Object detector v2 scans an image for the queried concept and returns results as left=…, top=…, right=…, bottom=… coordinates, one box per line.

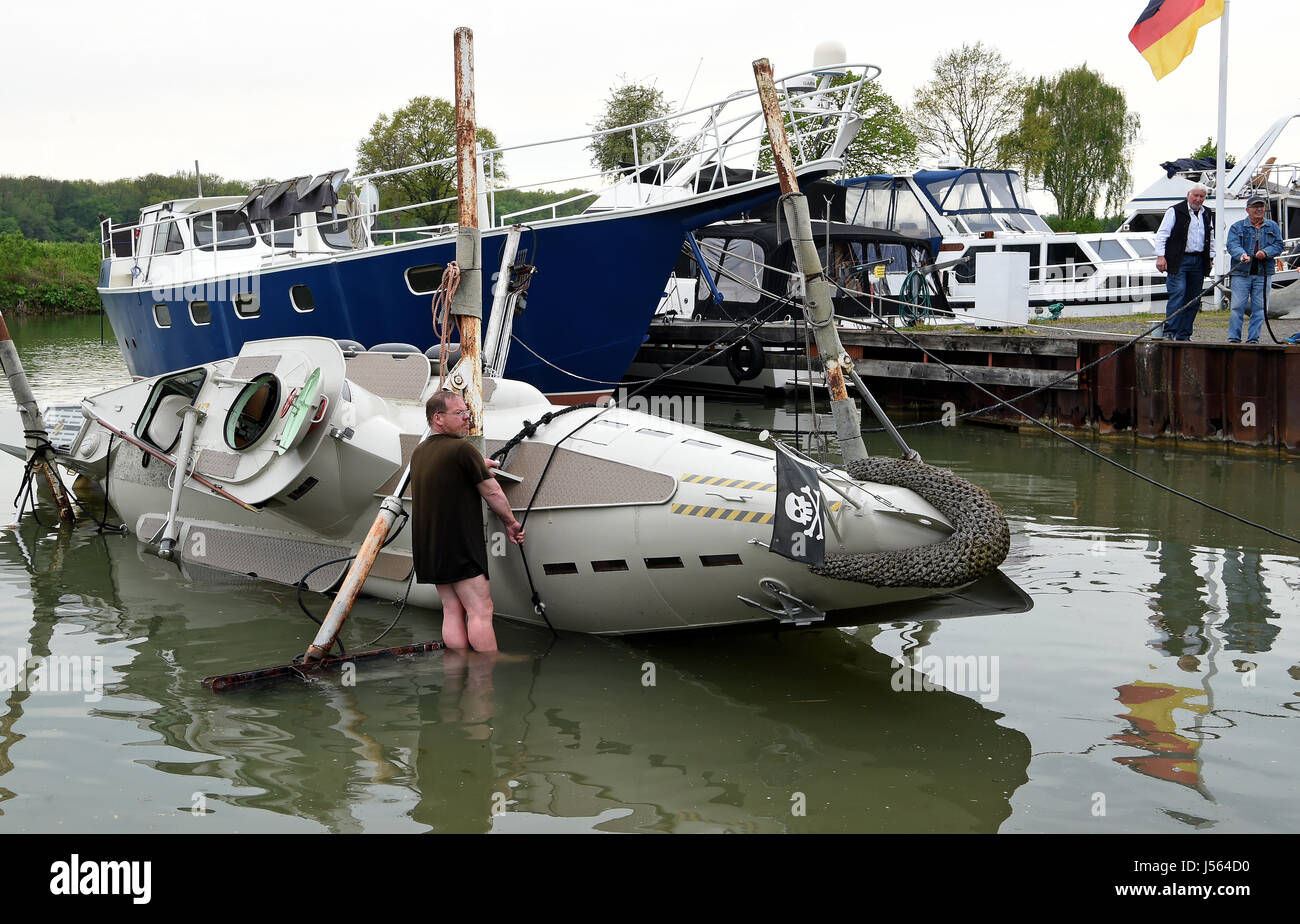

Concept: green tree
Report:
left=839, top=77, right=918, bottom=175
left=999, top=65, right=1140, bottom=223
left=587, top=79, right=679, bottom=177
left=1190, top=136, right=1235, bottom=165
left=355, top=96, right=503, bottom=227
left=911, top=42, right=1025, bottom=167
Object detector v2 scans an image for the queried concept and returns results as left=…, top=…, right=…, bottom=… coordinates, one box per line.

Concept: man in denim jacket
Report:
left=1226, top=195, right=1284, bottom=343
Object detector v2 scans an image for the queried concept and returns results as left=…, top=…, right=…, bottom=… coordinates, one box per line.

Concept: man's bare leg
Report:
left=435, top=584, right=470, bottom=649
left=451, top=574, right=498, bottom=652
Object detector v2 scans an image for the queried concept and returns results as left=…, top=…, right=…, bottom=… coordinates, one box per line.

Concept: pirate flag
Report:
left=771, top=446, right=825, bottom=566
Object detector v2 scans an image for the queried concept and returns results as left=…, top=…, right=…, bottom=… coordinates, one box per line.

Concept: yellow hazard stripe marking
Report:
left=671, top=503, right=773, bottom=524
left=681, top=473, right=776, bottom=492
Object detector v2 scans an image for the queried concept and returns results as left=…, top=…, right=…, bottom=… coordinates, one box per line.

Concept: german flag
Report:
left=1129, top=0, right=1225, bottom=80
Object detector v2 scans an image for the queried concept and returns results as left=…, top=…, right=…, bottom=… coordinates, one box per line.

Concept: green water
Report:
left=0, top=314, right=1297, bottom=833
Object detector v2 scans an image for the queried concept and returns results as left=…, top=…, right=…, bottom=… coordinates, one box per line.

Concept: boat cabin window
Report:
left=1093, top=239, right=1130, bottom=263
left=405, top=264, right=446, bottom=295
left=153, top=303, right=171, bottom=328
left=844, top=180, right=892, bottom=229
left=960, top=212, right=1004, bottom=234
left=224, top=373, right=280, bottom=450
left=1128, top=238, right=1157, bottom=258
left=189, top=301, right=211, bottom=325
left=152, top=218, right=184, bottom=255
left=696, top=238, right=763, bottom=304
left=193, top=211, right=256, bottom=251
left=254, top=216, right=296, bottom=248
left=1000, top=244, right=1041, bottom=281
left=233, top=293, right=260, bottom=318
left=316, top=211, right=353, bottom=250
left=290, top=285, right=315, bottom=312
left=1046, top=242, right=1095, bottom=281
left=953, top=245, right=994, bottom=284
left=892, top=187, right=935, bottom=238
left=982, top=173, right=1020, bottom=211
left=135, top=368, right=206, bottom=452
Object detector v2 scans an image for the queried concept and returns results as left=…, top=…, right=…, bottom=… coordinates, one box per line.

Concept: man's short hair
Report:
left=1188, top=183, right=1210, bottom=194
left=426, top=390, right=458, bottom=421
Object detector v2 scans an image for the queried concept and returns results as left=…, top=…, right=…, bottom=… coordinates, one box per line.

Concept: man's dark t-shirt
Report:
left=410, top=434, right=493, bottom=585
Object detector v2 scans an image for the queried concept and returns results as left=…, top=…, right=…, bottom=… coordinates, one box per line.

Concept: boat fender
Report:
left=368, top=342, right=422, bottom=354
left=810, top=457, right=1010, bottom=589
left=335, top=339, right=365, bottom=355
left=725, top=334, right=765, bottom=383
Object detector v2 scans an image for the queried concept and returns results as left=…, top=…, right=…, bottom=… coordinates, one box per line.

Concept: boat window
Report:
left=194, top=211, right=256, bottom=251
left=953, top=245, right=994, bottom=284
left=961, top=212, right=1004, bottom=234
left=543, top=562, right=579, bottom=575
left=946, top=174, right=988, bottom=211
left=405, top=264, right=446, bottom=295
left=1000, top=213, right=1037, bottom=233
left=892, top=187, right=938, bottom=239
left=1128, top=237, right=1157, bottom=257
left=137, top=212, right=159, bottom=257
left=826, top=241, right=866, bottom=290
left=982, top=173, right=1019, bottom=210
left=700, top=554, right=742, bottom=567
left=189, top=300, right=211, bottom=325
left=866, top=242, right=910, bottom=274
left=290, top=285, right=315, bottom=312
left=1093, top=239, right=1130, bottom=263
left=637, top=427, right=672, bottom=438
left=152, top=219, right=184, bottom=255
left=153, top=303, right=171, bottom=328
left=697, top=239, right=763, bottom=304
left=224, top=373, right=280, bottom=450
left=644, top=557, right=684, bottom=569
left=233, top=293, right=260, bottom=318
left=591, top=559, right=629, bottom=573
left=730, top=450, right=767, bottom=461
left=683, top=439, right=720, bottom=449
left=316, top=211, right=353, bottom=250
left=255, top=216, right=295, bottom=247
left=135, top=368, right=206, bottom=452
left=844, top=180, right=892, bottom=228
left=1000, top=244, right=1042, bottom=281
left=1046, top=242, right=1096, bottom=281
left=1024, top=213, right=1053, bottom=232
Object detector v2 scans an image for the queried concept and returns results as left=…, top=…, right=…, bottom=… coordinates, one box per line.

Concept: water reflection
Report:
left=1, top=521, right=1032, bottom=833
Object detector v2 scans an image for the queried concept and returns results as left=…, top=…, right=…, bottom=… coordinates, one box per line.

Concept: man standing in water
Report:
left=1155, top=184, right=1215, bottom=341
left=411, top=391, right=524, bottom=651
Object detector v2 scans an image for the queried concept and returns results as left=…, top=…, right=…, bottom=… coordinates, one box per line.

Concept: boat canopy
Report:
left=841, top=169, right=1052, bottom=239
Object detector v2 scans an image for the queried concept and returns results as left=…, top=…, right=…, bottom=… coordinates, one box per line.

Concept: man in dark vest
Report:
left=1154, top=184, right=1215, bottom=341
left=410, top=391, right=524, bottom=651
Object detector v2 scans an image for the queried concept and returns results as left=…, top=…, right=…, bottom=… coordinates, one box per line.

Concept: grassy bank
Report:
left=0, top=232, right=101, bottom=314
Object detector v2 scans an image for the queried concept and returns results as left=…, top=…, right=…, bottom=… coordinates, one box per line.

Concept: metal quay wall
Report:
left=638, top=323, right=1299, bottom=455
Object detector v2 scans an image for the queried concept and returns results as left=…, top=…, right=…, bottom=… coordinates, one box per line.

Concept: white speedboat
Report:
left=25, top=336, right=1014, bottom=635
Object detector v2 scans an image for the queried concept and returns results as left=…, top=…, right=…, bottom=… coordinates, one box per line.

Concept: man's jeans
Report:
left=1164, top=254, right=1206, bottom=340
left=1229, top=273, right=1268, bottom=342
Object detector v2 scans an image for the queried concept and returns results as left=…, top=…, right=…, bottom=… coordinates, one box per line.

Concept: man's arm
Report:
left=1226, top=220, right=1247, bottom=262
left=1263, top=221, right=1285, bottom=259
left=477, top=477, right=525, bottom=544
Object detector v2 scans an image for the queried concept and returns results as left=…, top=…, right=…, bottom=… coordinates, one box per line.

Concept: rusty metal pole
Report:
left=753, top=58, right=868, bottom=463
left=454, top=26, right=485, bottom=454
left=0, top=309, right=76, bottom=523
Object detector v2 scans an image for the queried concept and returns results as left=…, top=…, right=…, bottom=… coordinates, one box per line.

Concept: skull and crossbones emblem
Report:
left=784, top=485, right=824, bottom=540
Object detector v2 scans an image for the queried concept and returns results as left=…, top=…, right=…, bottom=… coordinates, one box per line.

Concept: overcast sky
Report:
left=4, top=0, right=1296, bottom=211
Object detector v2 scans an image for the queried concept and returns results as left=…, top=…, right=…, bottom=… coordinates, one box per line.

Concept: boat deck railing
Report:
left=99, top=63, right=877, bottom=281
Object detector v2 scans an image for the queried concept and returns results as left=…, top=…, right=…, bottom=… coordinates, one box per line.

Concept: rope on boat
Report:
left=810, top=457, right=1010, bottom=589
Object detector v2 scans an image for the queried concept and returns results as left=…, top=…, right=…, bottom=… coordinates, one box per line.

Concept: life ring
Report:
left=725, top=334, right=766, bottom=383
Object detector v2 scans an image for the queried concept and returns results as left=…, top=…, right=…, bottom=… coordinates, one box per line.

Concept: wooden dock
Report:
left=637, top=322, right=1300, bottom=455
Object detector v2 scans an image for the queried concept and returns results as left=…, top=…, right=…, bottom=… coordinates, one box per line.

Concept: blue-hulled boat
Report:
left=97, top=61, right=875, bottom=400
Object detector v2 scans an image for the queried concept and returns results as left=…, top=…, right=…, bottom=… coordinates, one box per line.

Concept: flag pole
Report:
left=1213, top=0, right=1230, bottom=281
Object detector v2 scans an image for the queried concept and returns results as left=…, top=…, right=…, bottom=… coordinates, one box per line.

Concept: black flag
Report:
left=771, top=447, right=825, bottom=565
